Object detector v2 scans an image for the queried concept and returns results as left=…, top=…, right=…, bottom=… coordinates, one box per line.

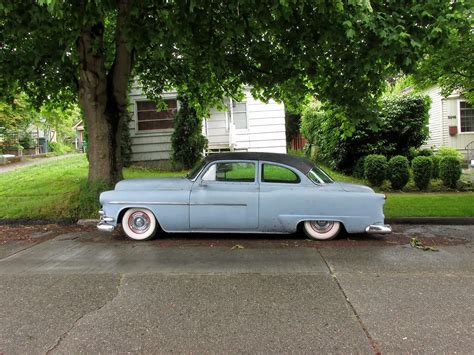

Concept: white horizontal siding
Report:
left=128, top=87, right=287, bottom=161
left=244, top=93, right=286, bottom=153
left=248, top=146, right=287, bottom=153
left=442, top=98, right=450, bottom=147
left=131, top=132, right=173, bottom=145
left=132, top=142, right=171, bottom=153
left=206, top=110, right=229, bottom=146
left=131, top=151, right=171, bottom=161
left=422, top=86, right=443, bottom=149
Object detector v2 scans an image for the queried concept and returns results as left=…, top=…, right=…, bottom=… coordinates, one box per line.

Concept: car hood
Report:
left=114, top=177, right=193, bottom=191
left=336, top=182, right=375, bottom=193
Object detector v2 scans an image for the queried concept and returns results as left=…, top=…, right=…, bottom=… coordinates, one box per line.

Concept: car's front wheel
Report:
left=122, top=208, right=157, bottom=241
left=303, top=220, right=341, bottom=240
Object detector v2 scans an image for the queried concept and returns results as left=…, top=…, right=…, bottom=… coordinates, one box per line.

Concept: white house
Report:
left=128, top=86, right=287, bottom=165
left=421, top=85, right=474, bottom=161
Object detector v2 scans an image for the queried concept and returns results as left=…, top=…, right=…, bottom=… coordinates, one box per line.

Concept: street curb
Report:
left=0, top=218, right=77, bottom=226
left=386, top=217, right=474, bottom=225
left=77, top=219, right=100, bottom=226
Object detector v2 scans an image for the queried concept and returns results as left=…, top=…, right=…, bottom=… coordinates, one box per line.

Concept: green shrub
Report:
left=407, top=147, right=418, bottom=162
left=171, top=95, right=208, bottom=169
left=412, top=156, right=433, bottom=190
left=436, top=146, right=463, bottom=161
left=431, top=155, right=440, bottom=179
left=364, top=155, right=387, bottom=187
left=48, top=141, right=73, bottom=154
left=439, top=156, right=462, bottom=188
left=353, top=156, right=366, bottom=179
left=417, top=148, right=434, bottom=156
left=387, top=155, right=409, bottom=190
left=19, top=132, right=35, bottom=149
left=301, top=95, right=430, bottom=173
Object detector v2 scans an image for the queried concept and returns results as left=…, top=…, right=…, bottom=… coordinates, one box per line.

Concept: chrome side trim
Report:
left=190, top=203, right=247, bottom=207
left=365, top=224, right=392, bottom=234
left=109, top=201, right=188, bottom=205
left=108, top=201, right=247, bottom=207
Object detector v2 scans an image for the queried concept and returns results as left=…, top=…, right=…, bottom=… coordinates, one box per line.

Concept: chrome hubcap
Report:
left=310, top=220, right=334, bottom=234
left=128, top=211, right=150, bottom=234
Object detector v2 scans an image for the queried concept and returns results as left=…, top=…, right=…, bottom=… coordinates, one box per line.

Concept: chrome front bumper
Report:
left=97, top=210, right=115, bottom=232
left=365, top=224, right=392, bottom=234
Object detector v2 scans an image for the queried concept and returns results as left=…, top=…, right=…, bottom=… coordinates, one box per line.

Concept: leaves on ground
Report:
left=410, top=237, right=439, bottom=252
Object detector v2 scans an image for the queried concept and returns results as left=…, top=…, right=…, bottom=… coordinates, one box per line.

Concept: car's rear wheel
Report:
left=303, top=220, right=341, bottom=240
left=122, top=208, right=157, bottom=241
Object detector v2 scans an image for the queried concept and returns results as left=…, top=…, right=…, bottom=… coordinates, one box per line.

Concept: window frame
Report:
left=259, top=161, right=302, bottom=185
left=199, top=160, right=258, bottom=185
left=134, top=97, right=178, bottom=133
left=457, top=100, right=474, bottom=134
left=231, top=100, right=249, bottom=131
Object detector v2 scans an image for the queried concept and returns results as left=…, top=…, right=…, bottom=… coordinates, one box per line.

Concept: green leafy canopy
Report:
left=1, top=0, right=458, bottom=116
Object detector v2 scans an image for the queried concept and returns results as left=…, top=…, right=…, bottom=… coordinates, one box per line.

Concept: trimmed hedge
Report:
left=417, top=148, right=434, bottom=157
left=412, top=156, right=433, bottom=190
left=430, top=155, right=440, bottom=179
left=439, top=156, right=462, bottom=188
left=364, top=154, right=387, bottom=187
left=387, top=155, right=410, bottom=190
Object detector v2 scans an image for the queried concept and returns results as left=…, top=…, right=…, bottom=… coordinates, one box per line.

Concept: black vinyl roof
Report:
left=204, top=152, right=315, bottom=174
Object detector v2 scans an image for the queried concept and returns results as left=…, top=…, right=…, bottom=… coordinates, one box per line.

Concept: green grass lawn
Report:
left=0, top=154, right=185, bottom=220
left=0, top=154, right=472, bottom=220
left=384, top=192, right=474, bottom=217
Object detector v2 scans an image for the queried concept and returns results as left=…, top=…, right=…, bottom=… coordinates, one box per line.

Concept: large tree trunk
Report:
left=76, top=0, right=133, bottom=185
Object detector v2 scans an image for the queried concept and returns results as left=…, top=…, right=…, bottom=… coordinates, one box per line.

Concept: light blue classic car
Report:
left=98, top=152, right=391, bottom=241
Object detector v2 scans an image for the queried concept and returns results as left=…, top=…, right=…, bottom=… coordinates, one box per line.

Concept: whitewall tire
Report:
left=122, top=208, right=157, bottom=241
left=303, top=220, right=341, bottom=240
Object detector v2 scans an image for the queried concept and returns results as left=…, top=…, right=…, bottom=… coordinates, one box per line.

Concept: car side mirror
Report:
left=200, top=180, right=208, bottom=187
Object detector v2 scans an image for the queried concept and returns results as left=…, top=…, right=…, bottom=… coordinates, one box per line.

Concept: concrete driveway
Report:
left=0, top=224, right=473, bottom=354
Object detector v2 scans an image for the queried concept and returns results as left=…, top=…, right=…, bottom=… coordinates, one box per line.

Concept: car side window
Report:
left=262, top=164, right=300, bottom=184
left=203, top=162, right=256, bottom=182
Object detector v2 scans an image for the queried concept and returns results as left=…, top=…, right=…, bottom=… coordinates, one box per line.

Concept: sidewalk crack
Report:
left=0, top=242, right=42, bottom=261
left=318, top=250, right=381, bottom=355
left=45, top=274, right=124, bottom=354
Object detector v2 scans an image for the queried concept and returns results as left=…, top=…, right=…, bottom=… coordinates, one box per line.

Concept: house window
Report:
left=262, top=164, right=300, bottom=184
left=136, top=100, right=177, bottom=131
left=460, top=101, right=474, bottom=133
left=232, top=101, right=248, bottom=129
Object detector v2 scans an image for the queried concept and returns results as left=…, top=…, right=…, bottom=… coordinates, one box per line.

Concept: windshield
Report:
left=307, top=166, right=334, bottom=184
left=186, top=159, right=207, bottom=180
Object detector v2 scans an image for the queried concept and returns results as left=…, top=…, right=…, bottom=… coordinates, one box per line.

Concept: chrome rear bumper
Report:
left=365, top=224, right=392, bottom=234
left=97, top=210, right=115, bottom=232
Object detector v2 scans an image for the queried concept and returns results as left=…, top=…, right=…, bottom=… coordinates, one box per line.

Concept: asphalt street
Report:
left=0, top=224, right=473, bottom=354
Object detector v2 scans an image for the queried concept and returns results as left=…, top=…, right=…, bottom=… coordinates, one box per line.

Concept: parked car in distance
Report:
left=98, top=152, right=392, bottom=241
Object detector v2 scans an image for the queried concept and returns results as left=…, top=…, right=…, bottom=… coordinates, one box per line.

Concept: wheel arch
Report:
left=296, top=218, right=347, bottom=234
left=117, top=206, right=163, bottom=231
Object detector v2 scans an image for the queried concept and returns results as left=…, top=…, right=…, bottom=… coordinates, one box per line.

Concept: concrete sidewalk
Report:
left=0, top=225, right=472, bottom=353
left=0, top=154, right=78, bottom=174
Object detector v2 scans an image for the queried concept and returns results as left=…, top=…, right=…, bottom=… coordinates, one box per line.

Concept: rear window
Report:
left=307, top=166, right=334, bottom=184
left=262, top=164, right=300, bottom=183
